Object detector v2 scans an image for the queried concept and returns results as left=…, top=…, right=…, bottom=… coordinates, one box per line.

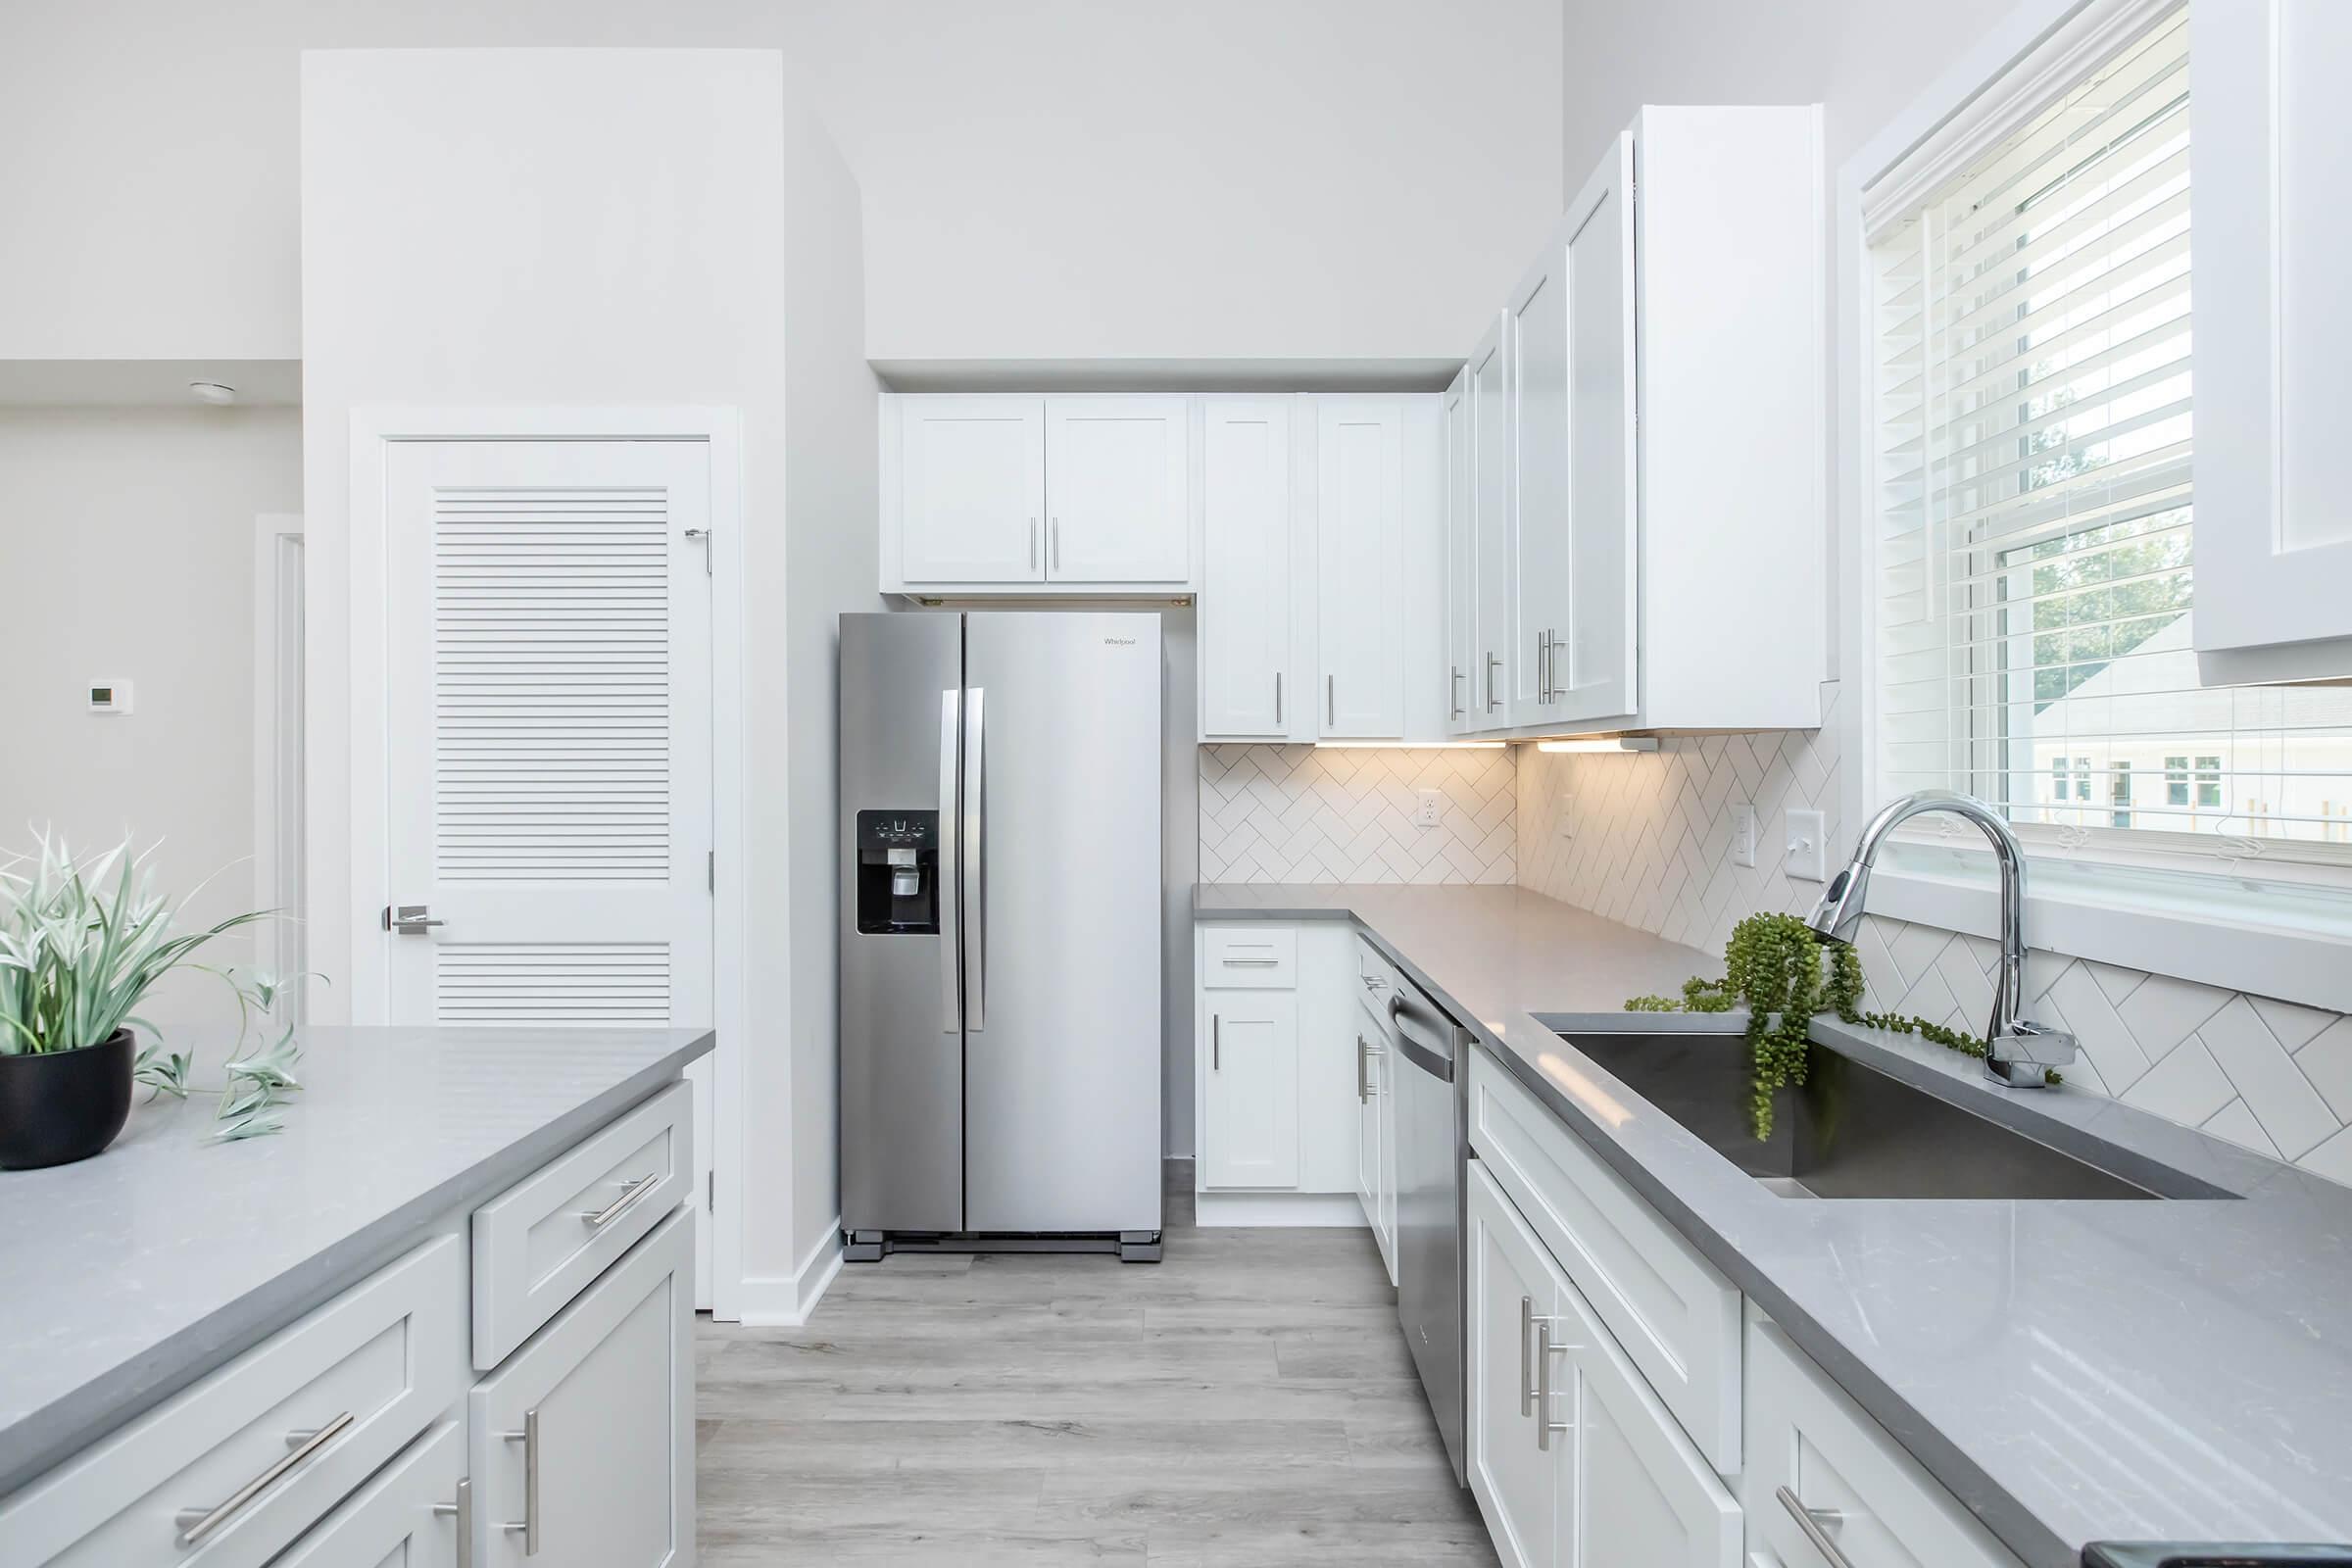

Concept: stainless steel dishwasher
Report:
left=1391, top=976, right=1469, bottom=1485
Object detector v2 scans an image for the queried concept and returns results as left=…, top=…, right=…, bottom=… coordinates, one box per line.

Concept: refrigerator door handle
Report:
left=939, top=688, right=960, bottom=1036
left=963, top=686, right=986, bottom=1032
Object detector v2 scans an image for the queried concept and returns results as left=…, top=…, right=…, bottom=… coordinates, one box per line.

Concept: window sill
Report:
left=1870, top=841, right=2352, bottom=1014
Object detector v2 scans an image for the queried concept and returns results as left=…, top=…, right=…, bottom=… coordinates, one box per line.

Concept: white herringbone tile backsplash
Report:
left=1515, top=710, right=2352, bottom=1187
left=1200, top=745, right=1515, bottom=885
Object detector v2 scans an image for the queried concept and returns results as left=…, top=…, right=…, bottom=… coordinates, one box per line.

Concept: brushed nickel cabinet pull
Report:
left=578, top=1172, right=658, bottom=1228
left=175, top=1410, right=356, bottom=1545
left=502, top=1410, right=540, bottom=1555
left=1776, top=1486, right=1855, bottom=1568
left=433, top=1477, right=475, bottom=1568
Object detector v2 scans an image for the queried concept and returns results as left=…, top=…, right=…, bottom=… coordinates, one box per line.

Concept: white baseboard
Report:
left=732, top=1220, right=843, bottom=1326
left=1195, top=1191, right=1368, bottom=1228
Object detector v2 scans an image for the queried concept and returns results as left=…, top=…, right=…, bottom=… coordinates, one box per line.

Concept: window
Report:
left=1869, top=6, right=2352, bottom=870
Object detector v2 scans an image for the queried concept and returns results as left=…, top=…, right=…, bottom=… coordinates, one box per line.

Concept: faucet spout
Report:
left=1806, top=790, right=2076, bottom=1087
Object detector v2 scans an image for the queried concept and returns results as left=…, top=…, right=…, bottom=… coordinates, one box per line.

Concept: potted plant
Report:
left=0, top=833, right=273, bottom=1169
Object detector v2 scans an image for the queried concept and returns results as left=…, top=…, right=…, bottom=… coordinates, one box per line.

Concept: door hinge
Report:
left=707, top=1170, right=714, bottom=1212
left=708, top=850, right=714, bottom=892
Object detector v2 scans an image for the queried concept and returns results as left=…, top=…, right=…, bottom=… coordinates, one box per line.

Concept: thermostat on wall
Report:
left=87, top=681, right=131, bottom=713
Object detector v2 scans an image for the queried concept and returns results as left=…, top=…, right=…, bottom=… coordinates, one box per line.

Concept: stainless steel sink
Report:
left=1555, top=1030, right=2226, bottom=1200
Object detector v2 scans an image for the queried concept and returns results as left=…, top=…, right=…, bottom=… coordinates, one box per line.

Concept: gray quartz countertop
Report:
left=1199, top=884, right=2352, bottom=1566
left=0, top=1024, right=712, bottom=1495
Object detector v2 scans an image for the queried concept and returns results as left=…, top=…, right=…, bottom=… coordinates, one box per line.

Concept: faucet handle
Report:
left=1985, top=1019, right=2078, bottom=1085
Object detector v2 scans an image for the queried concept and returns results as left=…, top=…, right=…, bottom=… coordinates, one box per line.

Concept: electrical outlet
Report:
left=1731, top=801, right=1756, bottom=867
left=1413, top=789, right=1443, bottom=829
left=1785, top=808, right=1828, bottom=881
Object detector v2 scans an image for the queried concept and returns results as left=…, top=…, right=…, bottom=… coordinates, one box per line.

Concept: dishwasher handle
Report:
left=1390, top=989, right=1459, bottom=1082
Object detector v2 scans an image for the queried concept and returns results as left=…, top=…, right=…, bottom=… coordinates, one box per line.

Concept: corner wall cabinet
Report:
left=2192, top=0, right=2352, bottom=683
left=1452, top=105, right=1828, bottom=738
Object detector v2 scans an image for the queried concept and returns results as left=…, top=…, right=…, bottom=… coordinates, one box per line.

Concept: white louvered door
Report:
left=381, top=437, right=713, bottom=1297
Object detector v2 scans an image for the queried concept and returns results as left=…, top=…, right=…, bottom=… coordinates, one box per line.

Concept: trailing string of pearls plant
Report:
left=1624, top=911, right=2045, bottom=1140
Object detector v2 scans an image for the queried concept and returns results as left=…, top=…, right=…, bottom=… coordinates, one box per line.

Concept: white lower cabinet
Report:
left=1353, top=1003, right=1397, bottom=1282
left=1744, top=1317, right=2024, bottom=1568
left=469, top=1207, right=695, bottom=1568
left=0, top=1239, right=466, bottom=1568
left=1469, top=1158, right=1740, bottom=1568
left=1200, top=992, right=1301, bottom=1189
left=1469, top=1161, right=1567, bottom=1568
left=269, top=1421, right=466, bottom=1568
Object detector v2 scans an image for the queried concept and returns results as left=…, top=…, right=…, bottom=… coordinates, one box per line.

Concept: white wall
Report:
left=2, top=0, right=1561, bottom=367
left=774, top=103, right=888, bottom=1294
left=301, top=47, right=874, bottom=1317
left=0, top=406, right=303, bottom=1044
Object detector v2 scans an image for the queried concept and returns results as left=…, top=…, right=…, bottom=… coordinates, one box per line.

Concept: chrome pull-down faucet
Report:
left=1806, top=790, right=2078, bottom=1087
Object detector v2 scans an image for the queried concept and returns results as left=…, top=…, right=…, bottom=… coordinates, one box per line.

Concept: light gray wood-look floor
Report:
left=695, top=1182, right=1498, bottom=1565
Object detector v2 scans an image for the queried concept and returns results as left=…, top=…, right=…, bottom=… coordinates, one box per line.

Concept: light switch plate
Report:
left=1413, top=789, right=1443, bottom=829
left=1786, top=808, right=1828, bottom=882
left=1731, top=801, right=1756, bottom=867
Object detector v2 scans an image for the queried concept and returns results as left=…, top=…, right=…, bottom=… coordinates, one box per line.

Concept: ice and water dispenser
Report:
left=854, top=810, right=941, bottom=934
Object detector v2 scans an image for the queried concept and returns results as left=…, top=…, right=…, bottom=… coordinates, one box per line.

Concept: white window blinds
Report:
left=1872, top=9, right=2352, bottom=860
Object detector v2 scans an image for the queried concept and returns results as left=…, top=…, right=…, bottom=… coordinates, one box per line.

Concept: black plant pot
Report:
left=0, top=1028, right=135, bottom=1170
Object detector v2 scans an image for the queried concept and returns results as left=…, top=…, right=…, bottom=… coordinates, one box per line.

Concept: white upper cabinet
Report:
left=1553, top=136, right=1639, bottom=727
left=1506, top=220, right=1573, bottom=728
left=1045, top=396, right=1191, bottom=583
left=1200, top=399, right=1296, bottom=740
left=1469, top=315, right=1515, bottom=730
left=1461, top=106, right=1826, bottom=736
left=882, top=393, right=1191, bottom=593
left=1444, top=367, right=1477, bottom=735
left=2193, top=0, right=2352, bottom=683
left=893, top=395, right=1048, bottom=585
left=1316, top=398, right=1408, bottom=738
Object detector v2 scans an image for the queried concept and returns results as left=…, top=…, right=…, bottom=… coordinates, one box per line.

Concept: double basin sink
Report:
left=1553, top=1026, right=2236, bottom=1201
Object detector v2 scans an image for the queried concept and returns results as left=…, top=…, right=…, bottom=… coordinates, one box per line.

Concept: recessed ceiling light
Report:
left=188, top=381, right=237, bottom=406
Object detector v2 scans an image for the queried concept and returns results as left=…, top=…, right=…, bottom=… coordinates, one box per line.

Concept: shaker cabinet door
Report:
left=897, top=396, right=1047, bottom=585
left=1466, top=1160, right=1565, bottom=1568
left=1045, top=396, right=1191, bottom=583
left=1315, top=398, right=1407, bottom=738
left=1200, top=995, right=1300, bottom=1190
left=1200, top=398, right=1295, bottom=738
left=1552, top=133, right=1639, bottom=727
left=2193, top=0, right=2352, bottom=681
left=469, top=1209, right=693, bottom=1568
left=1443, top=366, right=1478, bottom=735
left=1468, top=315, right=1513, bottom=730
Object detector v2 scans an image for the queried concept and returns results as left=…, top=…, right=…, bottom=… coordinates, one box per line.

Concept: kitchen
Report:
left=3, top=1, right=2351, bottom=1565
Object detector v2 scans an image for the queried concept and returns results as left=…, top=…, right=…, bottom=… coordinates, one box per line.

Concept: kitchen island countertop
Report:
left=0, top=1023, right=711, bottom=1494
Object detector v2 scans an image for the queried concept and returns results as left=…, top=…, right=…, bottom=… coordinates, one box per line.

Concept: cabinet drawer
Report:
left=0, top=1238, right=464, bottom=1568
left=1200, top=926, right=1297, bottom=988
left=270, top=1420, right=464, bottom=1568
left=1468, top=1049, right=1741, bottom=1472
left=1745, top=1318, right=2024, bottom=1568
left=472, top=1081, right=690, bottom=1370
left=469, top=1208, right=694, bottom=1568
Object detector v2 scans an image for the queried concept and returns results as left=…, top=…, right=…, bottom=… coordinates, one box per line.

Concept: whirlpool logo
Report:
left=1103, top=636, right=1137, bottom=647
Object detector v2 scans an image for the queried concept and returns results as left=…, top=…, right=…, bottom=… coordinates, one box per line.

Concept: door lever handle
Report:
left=384, top=905, right=444, bottom=935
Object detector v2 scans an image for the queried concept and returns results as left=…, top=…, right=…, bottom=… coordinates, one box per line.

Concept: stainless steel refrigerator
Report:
left=838, top=611, right=1163, bottom=1262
